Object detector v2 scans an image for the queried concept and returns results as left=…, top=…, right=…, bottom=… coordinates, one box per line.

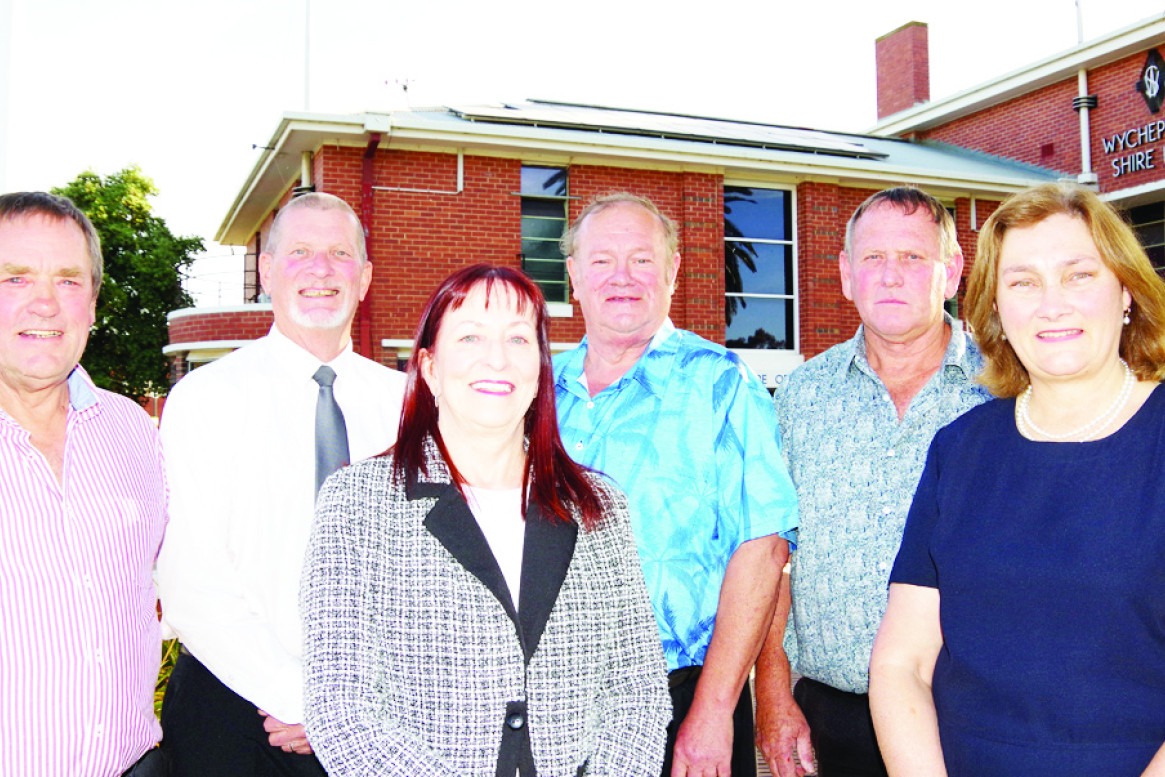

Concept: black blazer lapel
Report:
left=419, top=480, right=519, bottom=625
left=516, top=504, right=577, bottom=664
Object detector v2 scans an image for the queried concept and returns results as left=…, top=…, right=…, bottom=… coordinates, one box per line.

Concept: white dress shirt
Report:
left=157, top=325, right=405, bottom=723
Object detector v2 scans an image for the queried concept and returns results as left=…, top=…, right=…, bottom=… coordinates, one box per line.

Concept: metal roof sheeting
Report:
left=449, top=100, right=887, bottom=159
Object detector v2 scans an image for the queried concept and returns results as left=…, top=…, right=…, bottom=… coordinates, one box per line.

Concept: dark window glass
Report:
left=724, top=186, right=794, bottom=349
left=1136, top=221, right=1165, bottom=247
left=521, top=199, right=564, bottom=219
left=1146, top=244, right=1165, bottom=272
left=725, top=242, right=792, bottom=296
left=521, top=167, right=568, bottom=197
left=725, top=298, right=793, bottom=350
left=520, top=216, right=566, bottom=241
left=724, top=188, right=791, bottom=241
left=520, top=166, right=569, bottom=303
left=521, top=239, right=562, bottom=260
left=1128, top=201, right=1165, bottom=275
left=1129, top=202, right=1162, bottom=224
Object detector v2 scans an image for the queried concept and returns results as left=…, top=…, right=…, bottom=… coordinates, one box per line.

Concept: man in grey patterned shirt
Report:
left=754, top=187, right=992, bottom=777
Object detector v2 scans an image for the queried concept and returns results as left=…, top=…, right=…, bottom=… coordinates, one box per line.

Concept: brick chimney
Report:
left=876, top=21, right=930, bottom=119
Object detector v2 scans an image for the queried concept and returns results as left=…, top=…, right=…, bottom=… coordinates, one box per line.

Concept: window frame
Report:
left=722, top=182, right=799, bottom=353
left=1129, top=201, right=1165, bottom=278
left=518, top=165, right=571, bottom=304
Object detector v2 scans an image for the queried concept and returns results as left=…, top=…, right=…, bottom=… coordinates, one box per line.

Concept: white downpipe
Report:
left=1077, top=69, right=1097, bottom=184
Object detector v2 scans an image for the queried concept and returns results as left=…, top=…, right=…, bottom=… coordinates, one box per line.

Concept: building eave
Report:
left=869, top=12, right=1165, bottom=136
left=216, top=112, right=393, bottom=245
left=218, top=108, right=1060, bottom=246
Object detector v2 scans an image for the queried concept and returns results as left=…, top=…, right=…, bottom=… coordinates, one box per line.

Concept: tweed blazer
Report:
left=301, top=443, right=670, bottom=777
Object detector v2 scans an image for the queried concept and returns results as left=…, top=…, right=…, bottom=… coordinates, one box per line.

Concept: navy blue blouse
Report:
left=891, top=384, right=1165, bottom=776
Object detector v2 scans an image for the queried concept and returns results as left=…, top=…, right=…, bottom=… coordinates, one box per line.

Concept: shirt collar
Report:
left=565, top=318, right=679, bottom=397
left=838, top=312, right=975, bottom=382
left=266, top=323, right=356, bottom=380
left=66, top=365, right=100, bottom=412
left=0, top=365, right=101, bottom=433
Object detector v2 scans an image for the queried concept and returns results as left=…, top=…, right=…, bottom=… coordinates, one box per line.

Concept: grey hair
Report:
left=0, top=191, right=103, bottom=294
left=265, top=192, right=367, bottom=263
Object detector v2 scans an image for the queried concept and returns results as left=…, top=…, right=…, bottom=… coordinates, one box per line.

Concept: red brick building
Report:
left=872, top=14, right=1165, bottom=273
left=168, top=99, right=1059, bottom=386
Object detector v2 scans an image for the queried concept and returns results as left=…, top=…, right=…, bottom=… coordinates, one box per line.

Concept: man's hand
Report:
left=258, top=709, right=314, bottom=755
left=671, top=706, right=733, bottom=777
left=756, top=697, right=815, bottom=777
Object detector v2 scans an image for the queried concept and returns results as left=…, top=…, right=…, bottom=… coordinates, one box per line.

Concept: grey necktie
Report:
left=312, top=366, right=350, bottom=493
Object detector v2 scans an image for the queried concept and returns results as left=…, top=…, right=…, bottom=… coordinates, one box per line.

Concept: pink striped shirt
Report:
left=0, top=367, right=167, bottom=777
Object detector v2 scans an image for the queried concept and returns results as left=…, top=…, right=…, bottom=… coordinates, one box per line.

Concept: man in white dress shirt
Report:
left=157, top=192, right=406, bottom=777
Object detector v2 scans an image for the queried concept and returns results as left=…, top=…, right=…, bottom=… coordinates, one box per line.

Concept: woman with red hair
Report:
left=301, top=263, right=670, bottom=776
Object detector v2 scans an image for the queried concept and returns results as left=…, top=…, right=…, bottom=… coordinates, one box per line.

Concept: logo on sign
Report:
left=1136, top=50, right=1165, bottom=113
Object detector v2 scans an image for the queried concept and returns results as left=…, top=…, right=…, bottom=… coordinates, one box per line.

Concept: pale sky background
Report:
left=1, top=0, right=1163, bottom=306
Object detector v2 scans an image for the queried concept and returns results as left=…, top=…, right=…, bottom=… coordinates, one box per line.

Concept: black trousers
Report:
left=121, top=747, right=167, bottom=777
left=793, top=677, right=888, bottom=777
left=161, top=652, right=327, bottom=777
left=663, top=666, right=756, bottom=777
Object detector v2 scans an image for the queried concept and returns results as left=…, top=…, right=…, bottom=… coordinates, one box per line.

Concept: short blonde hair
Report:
left=560, top=192, right=679, bottom=262
left=966, top=183, right=1165, bottom=396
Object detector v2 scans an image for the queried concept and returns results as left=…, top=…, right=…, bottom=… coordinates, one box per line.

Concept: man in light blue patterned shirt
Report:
left=754, top=188, right=991, bottom=777
left=554, top=193, right=798, bottom=777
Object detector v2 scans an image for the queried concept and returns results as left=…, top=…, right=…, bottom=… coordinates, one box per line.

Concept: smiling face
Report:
left=0, top=214, right=97, bottom=400
left=995, top=212, right=1131, bottom=389
left=840, top=202, right=962, bottom=346
left=566, top=202, right=680, bottom=351
left=420, top=281, right=540, bottom=448
left=259, top=206, right=371, bottom=353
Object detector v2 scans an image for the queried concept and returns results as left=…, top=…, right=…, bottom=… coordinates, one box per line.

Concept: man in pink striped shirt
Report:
left=0, top=192, right=167, bottom=777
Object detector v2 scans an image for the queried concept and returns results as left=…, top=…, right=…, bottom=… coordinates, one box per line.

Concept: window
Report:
left=520, top=166, right=570, bottom=303
left=1129, top=201, right=1165, bottom=279
left=724, top=186, right=795, bottom=349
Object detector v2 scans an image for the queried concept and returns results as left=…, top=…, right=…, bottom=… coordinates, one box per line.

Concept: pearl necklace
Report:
left=1016, top=359, right=1135, bottom=442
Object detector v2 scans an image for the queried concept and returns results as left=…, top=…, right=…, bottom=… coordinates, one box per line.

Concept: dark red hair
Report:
left=392, top=263, right=604, bottom=530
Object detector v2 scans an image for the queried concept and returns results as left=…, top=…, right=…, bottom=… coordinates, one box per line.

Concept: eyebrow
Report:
left=0, top=263, right=87, bottom=278
left=1000, top=256, right=1097, bottom=274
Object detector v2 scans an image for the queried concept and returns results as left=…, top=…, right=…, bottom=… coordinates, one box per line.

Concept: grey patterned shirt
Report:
left=778, top=316, right=990, bottom=693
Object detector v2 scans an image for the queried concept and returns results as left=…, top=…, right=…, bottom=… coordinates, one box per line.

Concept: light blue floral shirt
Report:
left=778, top=316, right=990, bottom=693
left=554, top=319, right=798, bottom=671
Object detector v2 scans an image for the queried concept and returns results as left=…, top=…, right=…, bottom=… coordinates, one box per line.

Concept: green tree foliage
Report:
left=52, top=167, right=203, bottom=397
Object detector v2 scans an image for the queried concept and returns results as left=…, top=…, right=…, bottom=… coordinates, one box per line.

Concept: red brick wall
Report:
left=319, top=147, right=521, bottom=364
left=951, top=196, right=1001, bottom=313
left=877, top=22, right=931, bottom=119
left=797, top=182, right=862, bottom=356
left=678, top=173, right=724, bottom=343
left=917, top=48, right=1165, bottom=191
left=197, top=148, right=998, bottom=366
left=168, top=308, right=274, bottom=344
left=920, top=80, right=1078, bottom=175
left=1086, top=53, right=1165, bottom=192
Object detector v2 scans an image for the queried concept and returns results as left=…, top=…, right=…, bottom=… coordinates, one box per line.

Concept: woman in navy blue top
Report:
left=869, top=183, right=1165, bottom=777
